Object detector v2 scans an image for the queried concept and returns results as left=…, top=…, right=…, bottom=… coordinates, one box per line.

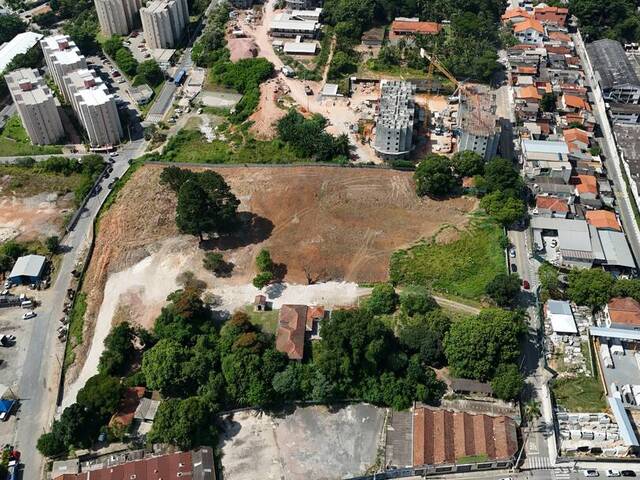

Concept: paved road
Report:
left=572, top=32, right=640, bottom=264
left=12, top=139, right=146, bottom=480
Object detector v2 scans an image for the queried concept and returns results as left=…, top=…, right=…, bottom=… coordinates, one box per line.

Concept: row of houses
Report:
left=502, top=6, right=637, bottom=274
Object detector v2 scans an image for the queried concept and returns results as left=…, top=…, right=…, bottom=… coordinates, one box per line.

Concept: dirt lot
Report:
left=64, top=164, right=476, bottom=390
left=0, top=194, right=73, bottom=242
left=249, top=78, right=289, bottom=139
left=219, top=404, right=386, bottom=480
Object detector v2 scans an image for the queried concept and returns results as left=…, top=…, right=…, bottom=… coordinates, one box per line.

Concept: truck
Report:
left=174, top=68, right=187, bottom=86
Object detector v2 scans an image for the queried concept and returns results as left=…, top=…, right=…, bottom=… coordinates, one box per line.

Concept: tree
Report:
left=45, top=235, right=60, bottom=254
left=540, top=92, right=557, bottom=112
left=399, top=286, right=438, bottom=317
left=148, top=397, right=216, bottom=449
left=142, top=339, right=190, bottom=396
left=136, top=59, right=163, bottom=86
left=203, top=252, right=224, bottom=273
left=398, top=309, right=451, bottom=367
left=98, top=322, right=136, bottom=376
left=256, top=249, right=274, bottom=273
left=485, top=273, right=521, bottom=307
left=414, top=154, right=460, bottom=198
left=480, top=190, right=526, bottom=226
left=252, top=271, right=274, bottom=289
left=539, top=263, right=561, bottom=299
left=612, top=278, right=640, bottom=302
left=102, top=35, right=123, bottom=57
left=490, top=363, right=524, bottom=400
left=0, top=14, right=25, bottom=44
left=115, top=47, right=138, bottom=76
left=445, top=308, right=525, bottom=381
left=63, top=12, right=99, bottom=54
left=76, top=374, right=123, bottom=418
left=567, top=268, right=615, bottom=310
left=483, top=157, right=523, bottom=196
left=451, top=150, right=485, bottom=177
left=524, top=400, right=541, bottom=423
left=367, top=283, right=399, bottom=315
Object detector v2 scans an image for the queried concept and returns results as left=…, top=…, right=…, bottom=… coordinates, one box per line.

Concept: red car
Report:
left=522, top=280, right=530, bottom=290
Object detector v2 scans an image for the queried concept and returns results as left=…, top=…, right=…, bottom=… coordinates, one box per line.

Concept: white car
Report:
left=22, top=311, right=36, bottom=320
left=607, top=471, right=621, bottom=478
left=109, top=151, right=118, bottom=157
left=509, top=249, right=516, bottom=258
left=584, top=470, right=600, bottom=477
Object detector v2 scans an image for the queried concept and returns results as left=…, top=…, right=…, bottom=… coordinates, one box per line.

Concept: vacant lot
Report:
left=390, top=214, right=506, bottom=300
left=552, top=376, right=607, bottom=412
left=219, top=404, right=386, bottom=480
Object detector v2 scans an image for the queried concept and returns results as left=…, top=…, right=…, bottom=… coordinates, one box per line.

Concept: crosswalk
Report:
left=522, top=455, right=553, bottom=470
left=554, top=468, right=572, bottom=480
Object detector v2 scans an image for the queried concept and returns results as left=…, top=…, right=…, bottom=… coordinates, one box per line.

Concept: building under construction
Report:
left=456, top=86, right=502, bottom=161
left=373, top=80, right=417, bottom=161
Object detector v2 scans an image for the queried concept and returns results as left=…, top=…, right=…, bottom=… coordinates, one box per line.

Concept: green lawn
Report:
left=389, top=214, right=506, bottom=301
left=0, top=116, right=63, bottom=156
left=156, top=128, right=306, bottom=164
left=243, top=305, right=279, bottom=335
left=552, top=376, right=607, bottom=412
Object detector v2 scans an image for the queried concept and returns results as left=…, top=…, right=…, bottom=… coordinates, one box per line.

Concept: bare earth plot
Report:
left=219, top=404, right=386, bottom=480
left=64, top=165, right=476, bottom=396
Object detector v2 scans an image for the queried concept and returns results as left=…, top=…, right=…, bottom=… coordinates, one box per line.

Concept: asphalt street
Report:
left=11, top=138, right=146, bottom=479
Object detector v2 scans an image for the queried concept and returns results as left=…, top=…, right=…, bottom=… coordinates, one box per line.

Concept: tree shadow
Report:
left=272, top=262, right=287, bottom=282
left=265, top=283, right=287, bottom=299
left=214, top=260, right=235, bottom=278
left=202, top=212, right=274, bottom=251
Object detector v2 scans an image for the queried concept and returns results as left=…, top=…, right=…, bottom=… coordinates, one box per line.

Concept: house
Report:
left=533, top=5, right=568, bottom=26
left=361, top=27, right=385, bottom=47
left=605, top=297, right=640, bottom=330
left=501, top=7, right=531, bottom=25
left=561, top=94, right=591, bottom=113
left=545, top=299, right=578, bottom=335
left=585, top=210, right=622, bottom=231
left=53, top=448, right=216, bottom=479
left=517, top=85, right=542, bottom=102
left=513, top=18, right=545, bottom=45
left=522, top=139, right=571, bottom=181
left=412, top=407, right=518, bottom=467
left=572, top=174, right=600, bottom=206
left=388, top=18, right=441, bottom=45
left=254, top=294, right=267, bottom=311
left=7, top=254, right=46, bottom=285
left=134, top=397, right=160, bottom=423
left=535, top=195, right=570, bottom=218
left=283, top=37, right=318, bottom=55
left=450, top=378, right=494, bottom=397
left=563, top=127, right=590, bottom=153
left=276, top=304, right=327, bottom=360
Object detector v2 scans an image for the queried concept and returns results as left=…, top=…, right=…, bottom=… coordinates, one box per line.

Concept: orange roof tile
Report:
left=563, top=127, right=590, bottom=152
left=518, top=85, right=542, bottom=100
left=573, top=175, right=598, bottom=195
left=276, top=305, right=307, bottom=360
left=564, top=94, right=591, bottom=111
left=608, top=297, right=640, bottom=327
left=517, top=66, right=537, bottom=74
left=548, top=31, right=571, bottom=42
left=109, top=387, right=145, bottom=428
left=514, top=18, right=545, bottom=34
left=502, top=7, right=531, bottom=22
left=390, top=20, right=442, bottom=35
left=536, top=196, right=569, bottom=212
left=585, top=210, right=621, bottom=231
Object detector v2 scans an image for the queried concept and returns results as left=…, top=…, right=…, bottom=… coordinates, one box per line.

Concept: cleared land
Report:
left=0, top=116, right=62, bottom=157
left=65, top=164, right=477, bottom=386
left=552, top=376, right=607, bottom=412
left=390, top=214, right=506, bottom=300
left=219, top=404, right=386, bottom=480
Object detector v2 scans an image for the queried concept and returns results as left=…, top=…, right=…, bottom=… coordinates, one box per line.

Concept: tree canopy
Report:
left=414, top=154, right=460, bottom=198
left=0, top=14, right=25, bottom=44
left=567, top=268, right=615, bottom=310
left=485, top=273, right=521, bottom=307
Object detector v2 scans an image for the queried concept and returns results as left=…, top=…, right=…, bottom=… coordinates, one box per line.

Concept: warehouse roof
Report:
left=530, top=217, right=593, bottom=252
left=8, top=254, right=46, bottom=280
left=591, top=326, right=640, bottom=341
left=608, top=396, right=639, bottom=447
left=598, top=230, right=636, bottom=268
left=283, top=41, right=317, bottom=54
left=523, top=139, right=569, bottom=155
left=0, top=32, right=43, bottom=73
left=586, top=39, right=640, bottom=91
left=546, top=300, right=577, bottom=334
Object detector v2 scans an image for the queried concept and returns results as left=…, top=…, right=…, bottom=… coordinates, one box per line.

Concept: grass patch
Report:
left=243, top=305, right=279, bottom=335
left=457, top=454, right=489, bottom=464
left=63, top=292, right=87, bottom=369
left=552, top=376, right=607, bottom=412
left=152, top=128, right=307, bottom=164
left=389, top=215, right=506, bottom=300
left=0, top=165, right=87, bottom=198
left=0, top=116, right=63, bottom=156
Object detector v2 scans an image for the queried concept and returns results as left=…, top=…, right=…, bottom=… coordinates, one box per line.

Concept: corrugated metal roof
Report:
left=608, top=396, right=639, bottom=446
left=598, top=230, right=637, bottom=268
left=587, top=39, right=640, bottom=91
left=0, top=32, right=43, bottom=72
left=523, top=139, right=569, bottom=155
left=8, top=254, right=45, bottom=279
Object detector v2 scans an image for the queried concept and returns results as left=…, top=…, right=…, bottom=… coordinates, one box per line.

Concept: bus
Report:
left=174, top=68, right=187, bottom=86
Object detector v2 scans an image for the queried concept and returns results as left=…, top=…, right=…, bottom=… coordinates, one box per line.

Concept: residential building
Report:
left=412, top=407, right=518, bottom=467
left=140, top=0, right=189, bottom=49
left=64, top=68, right=123, bottom=147
left=586, top=210, right=622, bottom=231
left=0, top=32, right=43, bottom=73
left=457, top=88, right=502, bottom=161
left=289, top=8, right=322, bottom=22
left=276, top=304, right=326, bottom=360
left=545, top=299, right=578, bottom=334
left=522, top=139, right=571, bottom=181
left=283, top=37, right=318, bottom=55
left=269, top=12, right=320, bottom=39
left=587, top=39, right=640, bottom=104
left=388, top=18, right=442, bottom=45
left=604, top=297, right=640, bottom=330
left=535, top=195, right=569, bottom=218
left=501, top=7, right=530, bottom=25
left=513, top=18, right=545, bottom=45
left=53, top=448, right=215, bottom=479
left=8, top=254, right=46, bottom=285
left=5, top=68, right=64, bottom=145
left=361, top=27, right=385, bottom=47
left=373, top=80, right=416, bottom=160
left=95, top=0, right=142, bottom=36
left=563, top=127, right=590, bottom=153
left=449, top=378, right=494, bottom=397
left=40, top=35, right=87, bottom=101
left=561, top=94, right=591, bottom=113
left=533, top=5, right=568, bottom=26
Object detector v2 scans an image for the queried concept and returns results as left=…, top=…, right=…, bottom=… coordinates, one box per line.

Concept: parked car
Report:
left=22, top=311, right=36, bottom=320
left=509, top=249, right=516, bottom=258
left=110, top=151, right=118, bottom=157
left=3, top=280, right=11, bottom=289
left=584, top=471, right=600, bottom=478
left=607, top=471, right=621, bottom=478
left=511, top=263, right=517, bottom=273
left=0, top=335, right=16, bottom=347
left=112, top=71, right=121, bottom=77
left=621, top=472, right=636, bottom=477
left=304, top=85, right=313, bottom=95
left=1, top=289, right=8, bottom=296
left=522, top=279, right=530, bottom=290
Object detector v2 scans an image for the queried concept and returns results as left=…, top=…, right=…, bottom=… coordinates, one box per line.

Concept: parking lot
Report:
left=125, top=31, right=153, bottom=64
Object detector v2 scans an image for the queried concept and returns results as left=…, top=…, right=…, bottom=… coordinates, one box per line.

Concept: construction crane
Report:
left=420, top=48, right=460, bottom=97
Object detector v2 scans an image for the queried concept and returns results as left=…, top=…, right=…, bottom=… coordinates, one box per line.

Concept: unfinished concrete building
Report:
left=373, top=80, right=416, bottom=161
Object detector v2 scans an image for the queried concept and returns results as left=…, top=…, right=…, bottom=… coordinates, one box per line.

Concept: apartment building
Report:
left=64, top=69, right=122, bottom=147
left=40, top=35, right=87, bottom=101
left=95, top=0, right=142, bottom=36
left=373, top=80, right=416, bottom=161
left=5, top=68, right=64, bottom=145
left=140, top=0, right=189, bottom=49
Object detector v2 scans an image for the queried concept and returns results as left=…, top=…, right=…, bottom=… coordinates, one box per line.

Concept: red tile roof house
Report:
left=412, top=407, right=518, bottom=468
left=388, top=19, right=442, bottom=45
left=535, top=195, right=570, bottom=218
left=533, top=5, right=569, bottom=26
left=53, top=448, right=215, bottom=479
left=276, top=304, right=327, bottom=360
left=604, top=297, right=640, bottom=330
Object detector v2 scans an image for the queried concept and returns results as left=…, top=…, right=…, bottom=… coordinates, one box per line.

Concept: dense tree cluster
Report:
left=192, top=3, right=230, bottom=67
left=0, top=14, right=25, bottom=44
left=569, top=0, right=640, bottom=43
left=485, top=273, right=522, bottom=308
left=276, top=110, right=351, bottom=162
left=160, top=167, right=240, bottom=241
